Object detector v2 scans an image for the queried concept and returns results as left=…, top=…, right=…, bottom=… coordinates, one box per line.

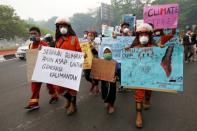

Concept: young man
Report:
left=25, top=27, right=59, bottom=111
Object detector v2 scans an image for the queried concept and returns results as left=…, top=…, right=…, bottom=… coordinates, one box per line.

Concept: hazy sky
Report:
left=0, top=0, right=111, bottom=20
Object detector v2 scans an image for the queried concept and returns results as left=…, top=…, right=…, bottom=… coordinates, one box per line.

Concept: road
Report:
left=0, top=59, right=197, bottom=131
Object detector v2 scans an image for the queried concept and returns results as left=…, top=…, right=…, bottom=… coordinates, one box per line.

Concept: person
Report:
left=183, top=28, right=195, bottom=63
left=125, top=23, right=175, bottom=128
left=82, top=31, right=88, bottom=40
left=101, top=46, right=119, bottom=114
left=120, top=22, right=132, bottom=36
left=54, top=17, right=81, bottom=115
left=83, top=31, right=100, bottom=95
left=25, top=27, right=59, bottom=111
left=188, top=31, right=197, bottom=61
left=43, top=34, right=55, bottom=47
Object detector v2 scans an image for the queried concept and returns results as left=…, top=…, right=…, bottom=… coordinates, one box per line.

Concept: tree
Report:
left=70, top=13, right=98, bottom=37
left=0, top=5, right=28, bottom=40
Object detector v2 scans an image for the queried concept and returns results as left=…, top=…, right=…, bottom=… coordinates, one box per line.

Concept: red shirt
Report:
left=56, top=36, right=81, bottom=52
left=29, top=40, right=48, bottom=49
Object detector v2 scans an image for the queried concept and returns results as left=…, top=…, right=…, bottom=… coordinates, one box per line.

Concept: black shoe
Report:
left=49, top=97, right=59, bottom=104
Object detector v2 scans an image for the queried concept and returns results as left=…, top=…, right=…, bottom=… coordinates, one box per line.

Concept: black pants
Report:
left=101, top=81, right=116, bottom=105
left=84, top=69, right=98, bottom=85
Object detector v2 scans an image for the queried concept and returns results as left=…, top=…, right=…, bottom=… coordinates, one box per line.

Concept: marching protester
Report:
left=125, top=23, right=176, bottom=128
left=183, top=28, right=196, bottom=63
left=113, top=22, right=133, bottom=92
left=54, top=17, right=81, bottom=115
left=120, top=22, right=132, bottom=36
left=25, top=27, right=59, bottom=110
left=101, top=46, right=119, bottom=114
left=83, top=31, right=100, bottom=95
left=189, top=30, right=197, bottom=61
left=82, top=31, right=88, bottom=41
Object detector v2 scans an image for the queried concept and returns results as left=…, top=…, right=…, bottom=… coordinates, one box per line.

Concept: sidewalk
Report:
left=0, top=50, right=16, bottom=62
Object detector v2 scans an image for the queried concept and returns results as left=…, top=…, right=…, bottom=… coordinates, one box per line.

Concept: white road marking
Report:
left=8, top=93, right=90, bottom=131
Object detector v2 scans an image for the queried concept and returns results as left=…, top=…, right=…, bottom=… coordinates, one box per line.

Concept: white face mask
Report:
left=139, top=36, right=149, bottom=45
left=60, top=27, right=68, bottom=35
left=84, top=34, right=87, bottom=38
left=123, top=28, right=130, bottom=33
left=155, top=31, right=160, bottom=36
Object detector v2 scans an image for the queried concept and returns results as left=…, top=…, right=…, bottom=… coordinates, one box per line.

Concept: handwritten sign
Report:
left=32, top=46, right=84, bottom=91
left=144, top=4, right=179, bottom=29
left=122, top=14, right=136, bottom=31
left=80, top=42, right=93, bottom=69
left=26, top=49, right=39, bottom=82
left=91, top=58, right=116, bottom=82
left=99, top=36, right=135, bottom=63
left=102, top=25, right=114, bottom=37
left=121, top=43, right=183, bottom=93
left=136, top=19, right=144, bottom=28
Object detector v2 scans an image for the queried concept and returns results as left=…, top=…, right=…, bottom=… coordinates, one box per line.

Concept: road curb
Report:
left=0, top=54, right=16, bottom=62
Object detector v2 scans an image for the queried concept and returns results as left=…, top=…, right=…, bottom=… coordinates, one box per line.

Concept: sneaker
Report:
left=49, top=97, right=59, bottom=104
left=24, top=104, right=40, bottom=111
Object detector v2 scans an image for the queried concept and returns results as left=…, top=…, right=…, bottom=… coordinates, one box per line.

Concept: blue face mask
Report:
left=103, top=53, right=112, bottom=60
left=30, top=35, right=37, bottom=42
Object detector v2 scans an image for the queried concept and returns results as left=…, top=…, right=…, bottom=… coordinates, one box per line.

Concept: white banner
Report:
left=32, top=46, right=84, bottom=91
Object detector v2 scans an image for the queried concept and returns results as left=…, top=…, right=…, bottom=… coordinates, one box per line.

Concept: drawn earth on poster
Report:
left=121, top=43, right=183, bottom=92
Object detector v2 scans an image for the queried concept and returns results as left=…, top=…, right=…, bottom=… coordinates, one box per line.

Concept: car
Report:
left=15, top=40, right=31, bottom=60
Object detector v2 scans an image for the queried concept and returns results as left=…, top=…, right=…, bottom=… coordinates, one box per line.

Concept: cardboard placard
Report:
left=80, top=42, right=93, bottom=69
left=91, top=58, right=116, bottom=82
left=26, top=49, right=39, bottom=82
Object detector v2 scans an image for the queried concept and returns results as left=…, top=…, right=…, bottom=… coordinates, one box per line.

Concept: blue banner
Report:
left=121, top=43, right=184, bottom=92
left=99, top=36, right=135, bottom=63
left=123, top=14, right=136, bottom=31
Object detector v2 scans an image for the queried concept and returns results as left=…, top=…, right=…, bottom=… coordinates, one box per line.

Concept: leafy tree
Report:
left=0, top=5, right=28, bottom=40
left=70, top=13, right=98, bottom=37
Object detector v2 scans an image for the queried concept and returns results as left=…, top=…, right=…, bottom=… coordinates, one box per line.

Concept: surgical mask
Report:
left=123, top=28, right=130, bottom=33
left=60, top=27, right=68, bottom=35
left=103, top=53, right=112, bottom=60
left=139, top=36, right=149, bottom=45
left=155, top=31, right=160, bottom=36
left=30, top=35, right=37, bottom=42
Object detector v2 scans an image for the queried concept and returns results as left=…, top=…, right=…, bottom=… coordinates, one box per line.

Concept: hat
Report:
left=136, top=23, right=153, bottom=33
left=55, top=17, right=70, bottom=25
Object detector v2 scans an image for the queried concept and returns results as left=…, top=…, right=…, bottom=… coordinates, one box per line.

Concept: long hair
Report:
left=55, top=24, right=76, bottom=42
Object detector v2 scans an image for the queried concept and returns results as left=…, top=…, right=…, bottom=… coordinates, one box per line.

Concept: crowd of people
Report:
left=25, top=16, right=196, bottom=128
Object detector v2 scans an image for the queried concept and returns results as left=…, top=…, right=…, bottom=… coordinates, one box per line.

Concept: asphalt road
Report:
left=0, top=59, right=197, bottom=131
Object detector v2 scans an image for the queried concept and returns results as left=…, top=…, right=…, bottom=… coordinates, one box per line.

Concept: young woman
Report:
left=125, top=23, right=175, bottom=128
left=83, top=31, right=100, bottom=95
left=54, top=17, right=81, bottom=115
